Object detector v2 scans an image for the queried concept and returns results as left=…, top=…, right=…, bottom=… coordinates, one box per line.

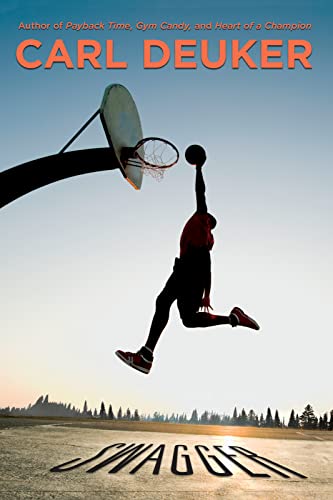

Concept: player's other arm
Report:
left=195, top=166, right=208, bottom=214
left=202, top=252, right=213, bottom=311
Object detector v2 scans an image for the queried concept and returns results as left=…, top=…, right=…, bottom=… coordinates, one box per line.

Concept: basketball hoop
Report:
left=122, top=137, right=179, bottom=181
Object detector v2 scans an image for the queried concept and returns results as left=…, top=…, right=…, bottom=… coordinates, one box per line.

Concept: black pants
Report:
left=144, top=258, right=230, bottom=353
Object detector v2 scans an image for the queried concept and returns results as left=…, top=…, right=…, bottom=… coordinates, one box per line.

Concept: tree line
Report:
left=1, top=396, right=332, bottom=431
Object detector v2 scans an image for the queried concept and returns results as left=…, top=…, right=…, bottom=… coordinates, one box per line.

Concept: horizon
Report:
left=1, top=394, right=331, bottom=425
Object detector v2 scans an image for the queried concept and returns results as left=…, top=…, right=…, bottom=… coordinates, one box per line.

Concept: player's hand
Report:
left=201, top=296, right=213, bottom=313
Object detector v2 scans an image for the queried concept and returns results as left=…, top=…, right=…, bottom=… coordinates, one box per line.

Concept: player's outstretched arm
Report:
left=195, top=166, right=208, bottom=214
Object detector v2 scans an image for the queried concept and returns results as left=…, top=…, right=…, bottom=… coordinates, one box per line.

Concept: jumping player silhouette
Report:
left=116, top=147, right=260, bottom=374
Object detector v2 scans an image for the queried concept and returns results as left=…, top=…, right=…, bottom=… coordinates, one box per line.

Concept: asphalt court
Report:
left=0, top=421, right=332, bottom=499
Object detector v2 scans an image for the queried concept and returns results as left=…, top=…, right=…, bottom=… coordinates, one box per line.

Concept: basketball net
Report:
left=132, top=137, right=179, bottom=181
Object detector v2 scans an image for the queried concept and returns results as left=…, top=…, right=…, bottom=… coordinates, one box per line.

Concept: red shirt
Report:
left=180, top=213, right=214, bottom=257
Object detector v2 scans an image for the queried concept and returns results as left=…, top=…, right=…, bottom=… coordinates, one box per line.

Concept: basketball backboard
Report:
left=100, top=84, right=143, bottom=190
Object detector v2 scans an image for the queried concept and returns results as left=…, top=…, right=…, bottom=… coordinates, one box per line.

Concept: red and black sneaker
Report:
left=115, top=350, right=152, bottom=374
left=230, top=307, right=260, bottom=331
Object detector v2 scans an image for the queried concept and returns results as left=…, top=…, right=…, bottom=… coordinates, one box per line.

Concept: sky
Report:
left=1, top=0, right=332, bottom=421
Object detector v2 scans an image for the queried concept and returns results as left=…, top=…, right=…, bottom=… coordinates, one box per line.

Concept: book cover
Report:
left=1, top=1, right=332, bottom=498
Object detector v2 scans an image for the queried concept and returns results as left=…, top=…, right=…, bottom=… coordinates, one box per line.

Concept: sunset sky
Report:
left=1, top=0, right=332, bottom=421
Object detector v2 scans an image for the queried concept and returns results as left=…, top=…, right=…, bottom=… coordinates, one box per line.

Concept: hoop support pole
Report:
left=58, top=109, right=100, bottom=154
left=0, top=147, right=119, bottom=209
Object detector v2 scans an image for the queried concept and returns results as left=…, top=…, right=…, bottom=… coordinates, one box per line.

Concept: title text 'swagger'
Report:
left=16, top=39, right=312, bottom=69
left=50, top=443, right=307, bottom=478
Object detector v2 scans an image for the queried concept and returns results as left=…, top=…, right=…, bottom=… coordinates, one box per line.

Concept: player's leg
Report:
left=138, top=270, right=178, bottom=357
left=115, top=263, right=178, bottom=374
left=178, top=287, right=259, bottom=330
left=178, top=291, right=231, bottom=328
left=180, top=308, right=259, bottom=330
left=181, top=310, right=231, bottom=327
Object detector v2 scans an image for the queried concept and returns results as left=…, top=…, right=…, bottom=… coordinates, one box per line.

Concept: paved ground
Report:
left=0, top=419, right=332, bottom=499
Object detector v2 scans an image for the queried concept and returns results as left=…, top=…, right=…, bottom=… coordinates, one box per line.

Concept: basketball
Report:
left=185, top=144, right=207, bottom=167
